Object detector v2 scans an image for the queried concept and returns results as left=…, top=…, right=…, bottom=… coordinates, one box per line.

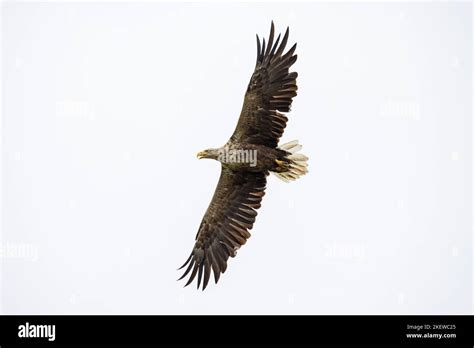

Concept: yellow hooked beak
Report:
left=197, top=151, right=207, bottom=159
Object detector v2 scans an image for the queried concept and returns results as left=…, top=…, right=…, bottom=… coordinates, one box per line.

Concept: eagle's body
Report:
left=205, top=142, right=289, bottom=172
left=179, top=22, right=308, bottom=290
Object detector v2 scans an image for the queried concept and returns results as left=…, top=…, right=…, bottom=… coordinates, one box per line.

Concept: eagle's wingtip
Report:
left=178, top=252, right=193, bottom=270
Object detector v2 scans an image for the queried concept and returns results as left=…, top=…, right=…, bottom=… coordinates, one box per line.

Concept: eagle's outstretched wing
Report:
left=179, top=168, right=267, bottom=290
left=179, top=22, right=296, bottom=289
left=230, top=22, right=298, bottom=148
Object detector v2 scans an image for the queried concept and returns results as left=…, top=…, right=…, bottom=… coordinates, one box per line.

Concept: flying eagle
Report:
left=179, top=22, right=308, bottom=290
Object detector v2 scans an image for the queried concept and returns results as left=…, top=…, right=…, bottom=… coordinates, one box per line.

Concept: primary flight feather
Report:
left=179, top=22, right=308, bottom=290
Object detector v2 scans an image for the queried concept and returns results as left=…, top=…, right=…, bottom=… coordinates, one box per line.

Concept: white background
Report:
left=1, top=1, right=472, bottom=314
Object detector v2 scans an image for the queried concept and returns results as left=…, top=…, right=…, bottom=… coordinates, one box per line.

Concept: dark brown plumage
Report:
left=231, top=23, right=297, bottom=148
left=179, top=22, right=308, bottom=290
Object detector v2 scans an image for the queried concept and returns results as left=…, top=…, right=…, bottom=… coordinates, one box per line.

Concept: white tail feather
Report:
left=272, top=140, right=309, bottom=183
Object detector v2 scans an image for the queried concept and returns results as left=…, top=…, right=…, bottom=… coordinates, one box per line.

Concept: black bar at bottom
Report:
left=0, top=315, right=472, bottom=345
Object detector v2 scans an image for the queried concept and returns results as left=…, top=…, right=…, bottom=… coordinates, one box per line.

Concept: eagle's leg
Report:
left=271, top=140, right=309, bottom=182
left=274, top=159, right=291, bottom=172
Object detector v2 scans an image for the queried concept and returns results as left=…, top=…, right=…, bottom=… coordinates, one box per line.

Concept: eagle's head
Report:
left=197, top=148, right=220, bottom=160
